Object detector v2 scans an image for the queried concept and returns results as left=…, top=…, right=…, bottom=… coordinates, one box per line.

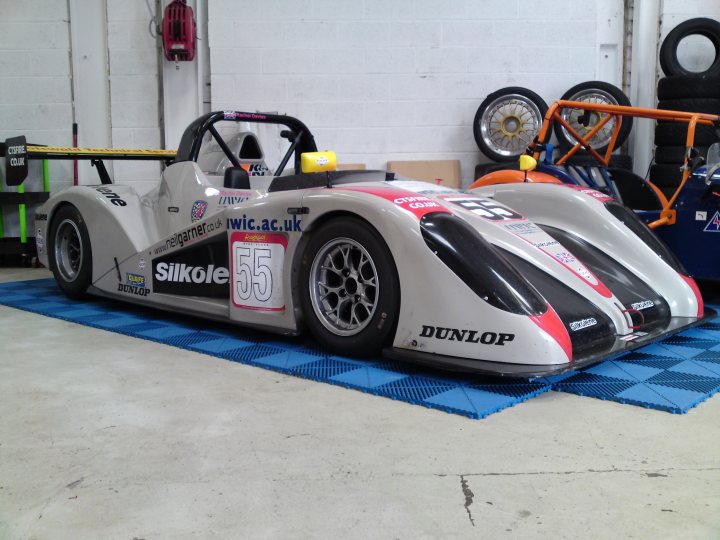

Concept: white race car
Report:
left=6, top=110, right=711, bottom=377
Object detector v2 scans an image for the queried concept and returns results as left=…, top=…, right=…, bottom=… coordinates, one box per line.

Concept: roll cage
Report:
left=527, top=100, right=720, bottom=228
left=175, top=110, right=318, bottom=176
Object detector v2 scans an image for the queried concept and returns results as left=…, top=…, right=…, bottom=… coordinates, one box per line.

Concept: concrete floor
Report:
left=0, top=268, right=719, bottom=540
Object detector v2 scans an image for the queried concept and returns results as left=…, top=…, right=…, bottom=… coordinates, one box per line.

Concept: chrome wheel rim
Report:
left=309, top=238, right=379, bottom=336
left=480, top=94, right=543, bottom=158
left=54, top=219, right=83, bottom=282
left=560, top=89, right=619, bottom=149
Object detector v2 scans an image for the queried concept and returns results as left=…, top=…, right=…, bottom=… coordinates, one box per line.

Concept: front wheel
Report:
left=300, top=217, right=399, bottom=357
left=48, top=205, right=92, bottom=298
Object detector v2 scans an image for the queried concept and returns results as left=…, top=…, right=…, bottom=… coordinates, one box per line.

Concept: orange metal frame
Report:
left=528, top=100, right=720, bottom=229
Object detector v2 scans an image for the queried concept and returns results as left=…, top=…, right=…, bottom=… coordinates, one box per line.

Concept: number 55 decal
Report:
left=231, top=232, right=288, bottom=310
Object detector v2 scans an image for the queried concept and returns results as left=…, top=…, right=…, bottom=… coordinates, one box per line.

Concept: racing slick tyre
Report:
left=657, top=76, right=720, bottom=100
left=473, top=87, right=548, bottom=162
left=657, top=98, right=720, bottom=114
left=654, top=145, right=709, bottom=164
left=553, top=81, right=633, bottom=155
left=659, top=18, right=720, bottom=77
left=654, top=122, right=720, bottom=146
left=300, top=216, right=399, bottom=357
left=48, top=204, right=92, bottom=298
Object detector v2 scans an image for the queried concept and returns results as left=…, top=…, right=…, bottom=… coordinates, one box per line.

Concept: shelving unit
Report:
left=0, top=148, right=50, bottom=263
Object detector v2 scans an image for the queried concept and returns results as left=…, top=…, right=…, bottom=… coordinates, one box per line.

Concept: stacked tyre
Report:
left=651, top=18, right=720, bottom=197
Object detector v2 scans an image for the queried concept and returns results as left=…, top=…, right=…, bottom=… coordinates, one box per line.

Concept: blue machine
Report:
left=641, top=166, right=720, bottom=280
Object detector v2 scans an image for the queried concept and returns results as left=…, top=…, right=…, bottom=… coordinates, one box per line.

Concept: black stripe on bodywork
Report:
left=420, top=212, right=547, bottom=316
left=498, top=249, right=616, bottom=359
left=540, top=225, right=671, bottom=332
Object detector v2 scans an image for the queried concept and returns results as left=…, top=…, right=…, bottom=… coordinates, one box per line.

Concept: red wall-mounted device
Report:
left=162, top=0, right=196, bottom=62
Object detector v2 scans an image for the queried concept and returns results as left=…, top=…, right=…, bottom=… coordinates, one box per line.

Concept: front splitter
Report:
left=384, top=309, right=717, bottom=379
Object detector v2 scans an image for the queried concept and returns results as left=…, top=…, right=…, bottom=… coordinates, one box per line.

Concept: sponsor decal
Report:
left=191, top=200, right=208, bottom=222
left=534, top=240, right=560, bottom=248
left=565, top=185, right=615, bottom=202
left=223, top=111, right=267, bottom=121
left=96, top=186, right=127, bottom=206
left=152, top=239, right=229, bottom=297
left=241, top=163, right=269, bottom=176
left=119, top=272, right=149, bottom=296
left=231, top=232, right=288, bottom=311
left=154, top=262, right=229, bottom=285
left=569, top=318, right=597, bottom=332
left=703, top=211, right=720, bottom=232
left=126, top=273, right=146, bottom=288
left=35, top=230, right=44, bottom=252
left=217, top=191, right=252, bottom=207
left=153, top=218, right=223, bottom=255
left=419, top=325, right=515, bottom=346
left=500, top=220, right=612, bottom=298
left=227, top=214, right=302, bottom=232
left=554, top=251, right=576, bottom=264
left=335, top=186, right=451, bottom=219
left=392, top=195, right=444, bottom=211
left=35, top=213, right=47, bottom=221
left=118, top=283, right=150, bottom=296
left=696, top=211, right=707, bottom=221
left=168, top=206, right=179, bottom=213
left=631, top=300, right=654, bottom=311
left=442, top=197, right=524, bottom=221
left=138, top=258, right=146, bottom=270
left=502, top=222, right=542, bottom=235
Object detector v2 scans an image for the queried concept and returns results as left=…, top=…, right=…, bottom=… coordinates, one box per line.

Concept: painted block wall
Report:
left=0, top=0, right=73, bottom=237
left=106, top=0, right=163, bottom=188
left=207, top=0, right=624, bottom=185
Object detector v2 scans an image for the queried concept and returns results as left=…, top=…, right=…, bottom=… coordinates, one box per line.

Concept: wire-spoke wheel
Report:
left=48, top=205, right=92, bottom=298
left=555, top=81, right=632, bottom=154
left=473, top=87, right=548, bottom=162
left=300, top=217, right=399, bottom=357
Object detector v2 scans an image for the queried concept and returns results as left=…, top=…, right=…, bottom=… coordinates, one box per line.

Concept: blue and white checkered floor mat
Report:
left=1, top=278, right=719, bottom=417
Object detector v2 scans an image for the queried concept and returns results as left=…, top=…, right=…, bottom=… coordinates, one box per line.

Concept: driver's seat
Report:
left=224, top=166, right=251, bottom=189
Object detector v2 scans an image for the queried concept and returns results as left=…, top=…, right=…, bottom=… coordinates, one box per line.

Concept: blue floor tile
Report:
left=2, top=277, right=720, bottom=417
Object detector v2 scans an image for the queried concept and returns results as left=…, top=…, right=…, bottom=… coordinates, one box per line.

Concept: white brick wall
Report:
left=207, top=0, right=622, bottom=185
left=0, top=0, right=163, bottom=200
left=106, top=0, right=162, bottom=186
left=0, top=0, right=73, bottom=237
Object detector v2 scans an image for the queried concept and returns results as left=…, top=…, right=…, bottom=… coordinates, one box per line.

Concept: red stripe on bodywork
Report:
left=679, top=274, right=704, bottom=318
left=564, top=185, right=615, bottom=202
left=336, top=186, right=451, bottom=219
left=530, top=305, right=573, bottom=362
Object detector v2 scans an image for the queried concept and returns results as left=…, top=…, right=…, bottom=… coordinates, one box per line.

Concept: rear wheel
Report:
left=300, top=217, right=399, bottom=357
left=48, top=205, right=92, bottom=298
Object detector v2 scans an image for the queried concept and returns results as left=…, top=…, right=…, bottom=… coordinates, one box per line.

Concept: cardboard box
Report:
left=386, top=160, right=461, bottom=188
left=336, top=163, right=366, bottom=171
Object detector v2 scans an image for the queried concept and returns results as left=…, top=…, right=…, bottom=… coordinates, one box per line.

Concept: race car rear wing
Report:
left=1, top=135, right=176, bottom=186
